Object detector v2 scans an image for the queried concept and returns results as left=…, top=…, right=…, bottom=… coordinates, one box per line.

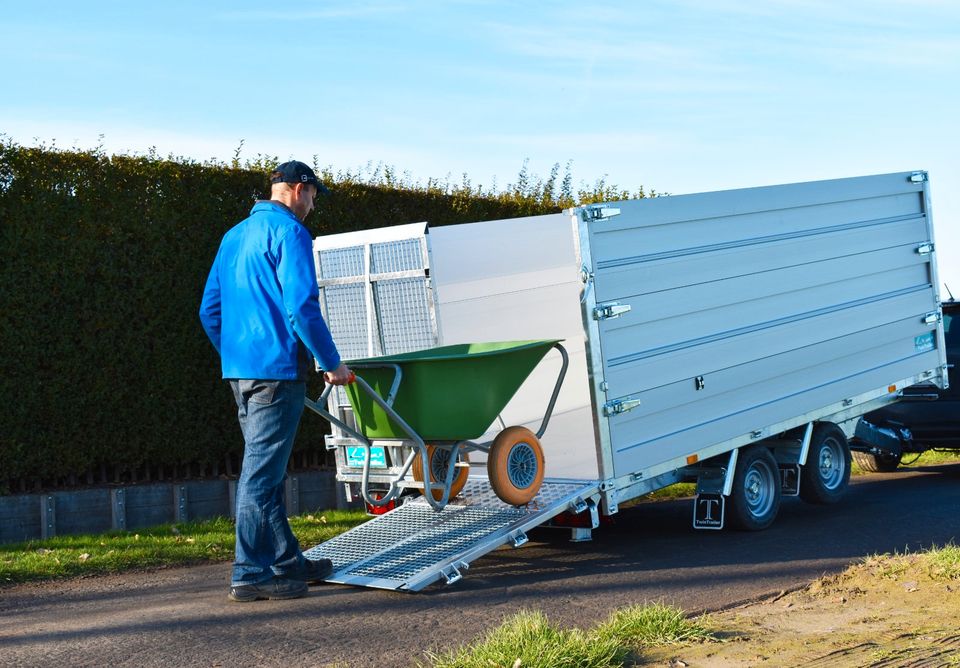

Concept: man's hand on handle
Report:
left=324, top=362, right=355, bottom=386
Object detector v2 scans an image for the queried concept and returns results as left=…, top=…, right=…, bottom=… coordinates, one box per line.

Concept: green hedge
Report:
left=0, top=142, right=570, bottom=490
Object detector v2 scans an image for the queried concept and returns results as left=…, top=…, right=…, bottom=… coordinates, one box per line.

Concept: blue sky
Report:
left=2, top=0, right=958, bottom=293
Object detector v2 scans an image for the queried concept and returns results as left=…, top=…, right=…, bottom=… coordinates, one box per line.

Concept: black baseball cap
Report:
left=270, top=160, right=330, bottom=195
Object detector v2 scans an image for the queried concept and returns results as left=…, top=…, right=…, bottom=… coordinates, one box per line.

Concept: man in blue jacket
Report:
left=199, top=160, right=352, bottom=602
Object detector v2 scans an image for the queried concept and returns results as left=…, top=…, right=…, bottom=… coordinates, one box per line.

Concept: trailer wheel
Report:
left=728, top=446, right=781, bottom=531
left=852, top=450, right=902, bottom=473
left=800, top=423, right=851, bottom=504
left=412, top=445, right=470, bottom=502
left=487, top=426, right=545, bottom=506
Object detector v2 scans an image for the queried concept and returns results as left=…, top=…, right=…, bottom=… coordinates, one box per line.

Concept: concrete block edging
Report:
left=0, top=471, right=344, bottom=544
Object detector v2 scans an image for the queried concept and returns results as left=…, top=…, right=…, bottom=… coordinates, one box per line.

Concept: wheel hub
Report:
left=744, top=464, right=773, bottom=516
left=430, top=449, right=452, bottom=480
left=817, top=439, right=845, bottom=489
left=819, top=450, right=833, bottom=472
left=506, top=442, right=537, bottom=489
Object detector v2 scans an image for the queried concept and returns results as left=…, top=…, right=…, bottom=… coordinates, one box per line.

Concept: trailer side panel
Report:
left=575, top=172, right=947, bottom=480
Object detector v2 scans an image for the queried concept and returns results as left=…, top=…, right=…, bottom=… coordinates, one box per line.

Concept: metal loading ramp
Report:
left=303, top=478, right=600, bottom=592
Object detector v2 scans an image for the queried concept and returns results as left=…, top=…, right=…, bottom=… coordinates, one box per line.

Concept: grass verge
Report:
left=423, top=603, right=716, bottom=668
left=641, top=543, right=960, bottom=666
left=0, top=509, right=369, bottom=586
left=852, top=448, right=960, bottom=475
left=859, top=542, right=960, bottom=581
left=642, top=482, right=696, bottom=501
left=900, top=449, right=960, bottom=467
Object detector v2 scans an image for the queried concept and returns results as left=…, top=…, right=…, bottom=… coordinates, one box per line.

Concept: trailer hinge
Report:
left=570, top=497, right=589, bottom=514
left=603, top=396, right=642, bottom=417
left=582, top=206, right=622, bottom=222
left=508, top=530, right=528, bottom=548
left=440, top=560, right=469, bottom=585
left=909, top=172, right=928, bottom=183
left=593, top=302, right=632, bottom=320
left=923, top=311, right=942, bottom=325
left=917, top=243, right=935, bottom=255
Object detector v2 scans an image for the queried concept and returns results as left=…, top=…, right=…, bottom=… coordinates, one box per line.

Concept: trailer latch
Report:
left=603, top=397, right=641, bottom=416
left=582, top=206, right=622, bottom=222
left=916, top=243, right=934, bottom=255
left=909, top=172, right=928, bottom=183
left=593, top=302, right=632, bottom=320
left=923, top=311, right=942, bottom=325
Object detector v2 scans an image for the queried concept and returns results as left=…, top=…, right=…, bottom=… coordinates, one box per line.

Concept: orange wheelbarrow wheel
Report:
left=487, top=426, right=545, bottom=506
left=412, top=445, right=471, bottom=501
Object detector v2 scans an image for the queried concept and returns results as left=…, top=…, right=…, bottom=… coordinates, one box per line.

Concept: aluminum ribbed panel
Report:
left=303, top=478, right=598, bottom=591
left=575, top=171, right=945, bottom=480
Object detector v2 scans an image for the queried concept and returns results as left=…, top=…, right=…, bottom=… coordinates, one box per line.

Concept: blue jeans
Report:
left=229, top=379, right=308, bottom=585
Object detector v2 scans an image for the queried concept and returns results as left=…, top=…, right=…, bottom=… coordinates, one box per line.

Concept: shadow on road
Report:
left=2, top=464, right=958, bottom=667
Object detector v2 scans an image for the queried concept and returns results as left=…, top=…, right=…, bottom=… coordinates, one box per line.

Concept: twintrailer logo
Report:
left=694, top=493, right=724, bottom=530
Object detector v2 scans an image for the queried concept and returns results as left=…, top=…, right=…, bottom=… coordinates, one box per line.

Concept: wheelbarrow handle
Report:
left=306, top=366, right=451, bottom=512
left=305, top=374, right=406, bottom=509
left=342, top=374, right=450, bottom=510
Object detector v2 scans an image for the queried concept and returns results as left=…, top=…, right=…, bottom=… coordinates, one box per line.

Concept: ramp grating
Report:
left=303, top=478, right=598, bottom=591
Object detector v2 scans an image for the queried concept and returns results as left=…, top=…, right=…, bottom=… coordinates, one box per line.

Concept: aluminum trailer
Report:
left=303, top=170, right=948, bottom=591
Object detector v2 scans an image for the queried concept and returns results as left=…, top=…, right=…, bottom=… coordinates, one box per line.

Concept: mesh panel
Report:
left=305, top=504, right=445, bottom=570
left=447, top=478, right=590, bottom=511
left=318, top=246, right=364, bottom=279
left=370, top=238, right=424, bottom=274
left=302, top=479, right=597, bottom=589
left=304, top=503, right=523, bottom=580
left=313, top=234, right=440, bottom=487
left=347, top=507, right=520, bottom=580
left=375, top=278, right=435, bottom=355
left=322, top=284, right=374, bottom=359
left=316, top=238, right=433, bottom=360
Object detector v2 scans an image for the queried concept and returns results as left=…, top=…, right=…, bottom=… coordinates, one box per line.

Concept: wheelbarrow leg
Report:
left=413, top=443, right=470, bottom=503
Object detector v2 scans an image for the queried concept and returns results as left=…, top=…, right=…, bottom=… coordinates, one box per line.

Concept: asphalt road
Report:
left=2, top=463, right=958, bottom=668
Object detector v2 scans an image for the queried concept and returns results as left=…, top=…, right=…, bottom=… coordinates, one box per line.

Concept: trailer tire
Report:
left=851, top=450, right=902, bottom=473
left=487, top=426, right=545, bottom=506
left=800, top=423, right=851, bottom=504
left=412, top=445, right=470, bottom=502
left=728, top=446, right=781, bottom=531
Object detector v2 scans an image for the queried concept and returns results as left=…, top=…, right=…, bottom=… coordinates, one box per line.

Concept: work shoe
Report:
left=287, top=558, right=334, bottom=584
left=228, top=576, right=308, bottom=602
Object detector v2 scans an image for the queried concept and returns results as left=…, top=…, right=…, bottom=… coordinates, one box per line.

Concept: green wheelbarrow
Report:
left=305, top=340, right=568, bottom=511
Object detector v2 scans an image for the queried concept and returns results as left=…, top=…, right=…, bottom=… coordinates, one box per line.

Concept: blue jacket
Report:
left=199, top=201, right=341, bottom=380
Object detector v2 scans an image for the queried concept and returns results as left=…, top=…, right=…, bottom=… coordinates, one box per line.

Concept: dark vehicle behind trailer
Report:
left=852, top=299, right=959, bottom=471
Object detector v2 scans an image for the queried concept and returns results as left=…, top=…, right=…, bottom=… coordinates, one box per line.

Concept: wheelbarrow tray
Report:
left=345, top=340, right=561, bottom=440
